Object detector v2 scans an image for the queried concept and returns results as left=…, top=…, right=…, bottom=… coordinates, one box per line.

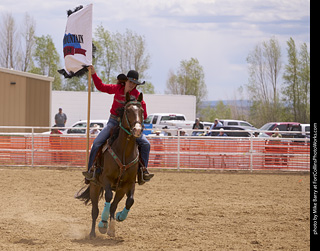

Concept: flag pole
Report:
left=85, top=68, right=92, bottom=170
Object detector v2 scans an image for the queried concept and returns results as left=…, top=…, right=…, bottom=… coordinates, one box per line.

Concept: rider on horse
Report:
left=83, top=65, right=154, bottom=182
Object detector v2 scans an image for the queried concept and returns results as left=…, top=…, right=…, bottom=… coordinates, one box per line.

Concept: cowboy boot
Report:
left=142, top=167, right=154, bottom=181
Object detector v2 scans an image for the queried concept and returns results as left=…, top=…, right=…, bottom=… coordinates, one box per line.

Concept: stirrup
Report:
left=82, top=168, right=96, bottom=181
left=137, top=167, right=146, bottom=185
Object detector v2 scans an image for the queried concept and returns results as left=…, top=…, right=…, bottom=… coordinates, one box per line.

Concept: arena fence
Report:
left=0, top=126, right=310, bottom=171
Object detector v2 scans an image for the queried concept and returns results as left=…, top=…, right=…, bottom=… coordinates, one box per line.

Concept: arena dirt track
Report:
left=0, top=167, right=310, bottom=250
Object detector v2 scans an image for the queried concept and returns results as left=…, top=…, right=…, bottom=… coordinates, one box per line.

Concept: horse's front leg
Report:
left=116, top=183, right=135, bottom=222
left=98, top=182, right=113, bottom=234
left=107, top=189, right=126, bottom=237
left=89, top=183, right=101, bottom=238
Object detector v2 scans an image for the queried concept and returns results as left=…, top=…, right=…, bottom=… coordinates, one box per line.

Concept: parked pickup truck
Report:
left=144, top=113, right=194, bottom=135
left=259, top=122, right=310, bottom=138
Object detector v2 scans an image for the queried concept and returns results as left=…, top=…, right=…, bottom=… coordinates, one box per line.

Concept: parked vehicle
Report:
left=208, top=126, right=252, bottom=137
left=203, top=122, right=214, bottom=129
left=259, top=122, right=309, bottom=138
left=66, top=120, right=108, bottom=134
left=144, top=113, right=194, bottom=134
left=220, top=119, right=256, bottom=129
left=300, top=124, right=310, bottom=138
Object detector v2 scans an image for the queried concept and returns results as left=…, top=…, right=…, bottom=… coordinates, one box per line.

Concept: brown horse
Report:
left=76, top=92, right=144, bottom=238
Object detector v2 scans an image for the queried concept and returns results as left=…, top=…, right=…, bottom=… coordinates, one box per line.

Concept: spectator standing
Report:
left=192, top=118, right=204, bottom=136
left=55, top=108, right=67, bottom=129
left=90, top=124, right=101, bottom=136
left=271, top=128, right=282, bottom=138
left=210, top=118, right=223, bottom=130
left=179, top=129, right=188, bottom=136
left=217, top=128, right=228, bottom=137
left=253, top=131, right=260, bottom=137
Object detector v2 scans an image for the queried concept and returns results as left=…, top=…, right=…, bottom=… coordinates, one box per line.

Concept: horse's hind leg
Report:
left=98, top=183, right=113, bottom=234
left=116, top=184, right=135, bottom=222
left=89, top=184, right=101, bottom=238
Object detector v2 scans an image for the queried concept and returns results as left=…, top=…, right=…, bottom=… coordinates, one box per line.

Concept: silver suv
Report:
left=220, top=119, right=256, bottom=129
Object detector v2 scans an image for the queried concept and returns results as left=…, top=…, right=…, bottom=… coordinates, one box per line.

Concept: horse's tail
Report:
left=75, top=184, right=104, bottom=205
left=75, top=185, right=91, bottom=205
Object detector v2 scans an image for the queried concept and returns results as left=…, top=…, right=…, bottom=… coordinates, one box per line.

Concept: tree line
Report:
left=0, top=12, right=310, bottom=126
left=166, top=36, right=310, bottom=126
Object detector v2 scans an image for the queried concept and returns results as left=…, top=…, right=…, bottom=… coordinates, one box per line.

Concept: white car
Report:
left=66, top=120, right=108, bottom=134
left=42, top=120, right=108, bottom=135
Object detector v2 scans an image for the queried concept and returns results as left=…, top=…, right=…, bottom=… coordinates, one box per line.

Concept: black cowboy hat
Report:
left=117, top=70, right=145, bottom=85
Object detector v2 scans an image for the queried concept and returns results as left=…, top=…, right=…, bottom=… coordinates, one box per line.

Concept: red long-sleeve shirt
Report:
left=92, top=73, right=147, bottom=119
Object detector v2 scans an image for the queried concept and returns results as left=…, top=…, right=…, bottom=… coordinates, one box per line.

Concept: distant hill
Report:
left=200, top=100, right=251, bottom=108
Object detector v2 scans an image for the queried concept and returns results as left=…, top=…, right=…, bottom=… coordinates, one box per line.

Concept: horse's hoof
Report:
left=107, top=229, right=115, bottom=237
left=89, top=232, right=96, bottom=239
left=107, top=219, right=116, bottom=237
left=98, top=227, right=108, bottom=234
left=98, top=221, right=108, bottom=234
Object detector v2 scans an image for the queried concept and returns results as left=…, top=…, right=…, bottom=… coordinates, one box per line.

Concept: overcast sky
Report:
left=0, top=0, right=310, bottom=100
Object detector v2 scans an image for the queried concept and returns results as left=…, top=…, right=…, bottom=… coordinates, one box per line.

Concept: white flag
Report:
left=59, top=4, right=92, bottom=78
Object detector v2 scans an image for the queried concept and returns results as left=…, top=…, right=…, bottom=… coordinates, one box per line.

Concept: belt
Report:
left=110, top=114, right=120, bottom=122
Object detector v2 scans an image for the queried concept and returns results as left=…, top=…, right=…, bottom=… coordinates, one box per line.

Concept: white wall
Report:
left=51, top=91, right=196, bottom=127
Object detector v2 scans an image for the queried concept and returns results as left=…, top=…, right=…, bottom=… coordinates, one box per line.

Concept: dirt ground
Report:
left=0, top=167, right=310, bottom=250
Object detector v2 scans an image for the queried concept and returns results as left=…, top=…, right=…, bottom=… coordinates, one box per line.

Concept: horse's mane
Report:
left=107, top=102, right=127, bottom=146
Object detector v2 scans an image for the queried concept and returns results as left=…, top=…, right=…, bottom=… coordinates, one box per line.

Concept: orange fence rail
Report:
left=0, top=134, right=310, bottom=171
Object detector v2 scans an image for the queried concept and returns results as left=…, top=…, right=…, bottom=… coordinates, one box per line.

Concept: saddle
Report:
left=90, top=135, right=146, bottom=186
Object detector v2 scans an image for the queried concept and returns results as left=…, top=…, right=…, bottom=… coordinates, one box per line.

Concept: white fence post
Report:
left=177, top=130, right=180, bottom=171
left=250, top=134, right=253, bottom=172
left=31, top=127, right=34, bottom=168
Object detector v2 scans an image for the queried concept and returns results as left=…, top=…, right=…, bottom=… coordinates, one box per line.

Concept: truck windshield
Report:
left=144, top=115, right=152, bottom=124
left=160, top=116, right=185, bottom=121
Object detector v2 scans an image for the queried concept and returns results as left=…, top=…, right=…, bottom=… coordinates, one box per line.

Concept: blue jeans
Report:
left=87, top=117, right=150, bottom=170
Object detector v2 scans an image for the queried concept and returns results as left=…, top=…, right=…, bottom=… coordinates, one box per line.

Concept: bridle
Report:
left=119, top=101, right=144, bottom=137
left=107, top=100, right=144, bottom=190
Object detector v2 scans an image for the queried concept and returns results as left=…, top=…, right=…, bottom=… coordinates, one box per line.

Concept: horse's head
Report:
left=120, top=92, right=144, bottom=138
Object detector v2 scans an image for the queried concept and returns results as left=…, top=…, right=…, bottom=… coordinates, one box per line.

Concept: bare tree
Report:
left=246, top=37, right=282, bottom=125
left=114, top=29, right=150, bottom=78
left=20, top=13, right=36, bottom=72
left=94, top=25, right=118, bottom=85
left=282, top=38, right=310, bottom=123
left=0, top=12, right=18, bottom=69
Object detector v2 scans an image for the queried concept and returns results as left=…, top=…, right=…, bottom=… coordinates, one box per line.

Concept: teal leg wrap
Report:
left=116, top=207, right=130, bottom=222
left=101, top=202, right=110, bottom=221
left=98, top=202, right=110, bottom=228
